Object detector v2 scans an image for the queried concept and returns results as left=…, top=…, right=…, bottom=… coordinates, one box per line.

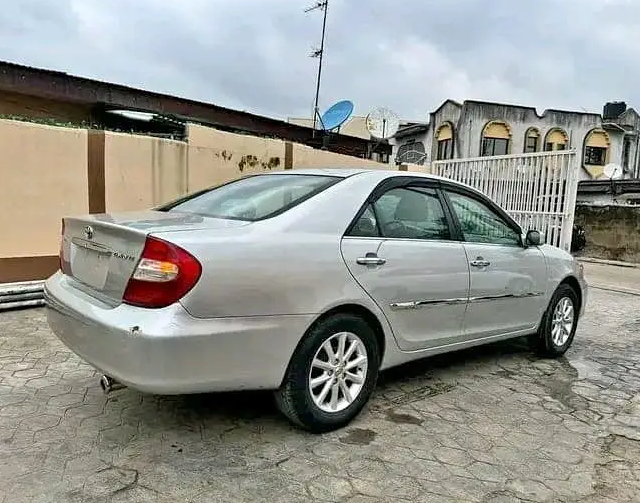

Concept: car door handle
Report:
left=357, top=255, right=386, bottom=266
left=470, top=258, right=491, bottom=267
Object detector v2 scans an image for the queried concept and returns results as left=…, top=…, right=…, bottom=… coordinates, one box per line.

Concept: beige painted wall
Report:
left=105, top=123, right=390, bottom=213
left=105, top=132, right=188, bottom=211
left=0, top=119, right=88, bottom=258
left=292, top=143, right=386, bottom=169
left=0, top=119, right=390, bottom=263
left=187, top=124, right=286, bottom=192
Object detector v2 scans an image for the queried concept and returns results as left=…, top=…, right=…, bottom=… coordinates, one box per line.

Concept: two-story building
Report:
left=393, top=99, right=640, bottom=181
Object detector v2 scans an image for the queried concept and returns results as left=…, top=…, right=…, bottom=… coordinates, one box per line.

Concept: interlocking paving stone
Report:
left=1, top=284, right=640, bottom=501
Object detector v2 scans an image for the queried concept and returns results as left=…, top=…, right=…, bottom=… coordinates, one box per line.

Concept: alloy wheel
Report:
left=551, top=296, right=574, bottom=347
left=308, top=331, right=368, bottom=413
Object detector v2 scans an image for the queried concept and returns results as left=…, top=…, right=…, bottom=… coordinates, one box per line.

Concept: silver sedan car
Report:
left=45, top=168, right=587, bottom=433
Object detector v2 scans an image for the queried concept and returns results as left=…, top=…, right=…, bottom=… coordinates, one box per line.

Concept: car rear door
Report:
left=340, top=178, right=470, bottom=351
left=441, top=185, right=547, bottom=339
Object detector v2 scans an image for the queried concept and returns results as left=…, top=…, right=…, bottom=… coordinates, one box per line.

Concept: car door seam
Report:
left=338, top=237, right=400, bottom=344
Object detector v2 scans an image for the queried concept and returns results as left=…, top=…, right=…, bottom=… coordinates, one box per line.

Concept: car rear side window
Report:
left=162, top=174, right=341, bottom=221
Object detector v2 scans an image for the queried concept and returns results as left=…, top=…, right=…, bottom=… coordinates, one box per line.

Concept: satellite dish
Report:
left=366, top=107, right=400, bottom=139
left=319, top=100, right=354, bottom=131
left=603, top=163, right=623, bottom=180
left=395, top=149, right=427, bottom=166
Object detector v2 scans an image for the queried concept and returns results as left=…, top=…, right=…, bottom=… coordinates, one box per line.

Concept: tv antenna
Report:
left=305, top=0, right=329, bottom=137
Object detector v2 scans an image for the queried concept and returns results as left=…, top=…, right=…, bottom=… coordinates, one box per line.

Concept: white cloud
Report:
left=0, top=0, right=637, bottom=121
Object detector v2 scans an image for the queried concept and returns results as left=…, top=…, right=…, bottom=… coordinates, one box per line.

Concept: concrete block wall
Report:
left=574, top=204, right=640, bottom=262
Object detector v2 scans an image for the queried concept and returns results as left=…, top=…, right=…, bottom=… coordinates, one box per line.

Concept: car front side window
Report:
left=371, top=186, right=451, bottom=241
left=446, top=191, right=521, bottom=246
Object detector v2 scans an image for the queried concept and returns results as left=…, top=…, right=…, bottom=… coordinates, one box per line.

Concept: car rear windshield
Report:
left=160, top=174, right=342, bottom=221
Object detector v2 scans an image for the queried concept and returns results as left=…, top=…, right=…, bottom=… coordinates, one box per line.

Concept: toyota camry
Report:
left=45, top=168, right=587, bottom=433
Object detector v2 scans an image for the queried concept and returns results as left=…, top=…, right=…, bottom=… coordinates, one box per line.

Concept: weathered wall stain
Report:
left=236, top=154, right=279, bottom=172
left=215, top=149, right=233, bottom=161
left=262, top=157, right=280, bottom=170
left=237, top=154, right=260, bottom=172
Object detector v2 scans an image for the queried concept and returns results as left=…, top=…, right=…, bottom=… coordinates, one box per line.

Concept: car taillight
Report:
left=59, top=219, right=71, bottom=275
left=123, top=236, right=202, bottom=309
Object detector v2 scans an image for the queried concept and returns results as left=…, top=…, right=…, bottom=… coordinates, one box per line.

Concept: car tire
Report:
left=274, top=313, right=380, bottom=433
left=529, top=283, right=579, bottom=358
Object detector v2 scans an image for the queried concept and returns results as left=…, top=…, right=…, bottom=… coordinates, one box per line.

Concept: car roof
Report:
left=261, top=167, right=491, bottom=201
left=262, top=167, right=442, bottom=181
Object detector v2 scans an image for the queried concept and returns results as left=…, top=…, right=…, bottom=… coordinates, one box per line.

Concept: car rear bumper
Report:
left=44, top=272, right=313, bottom=394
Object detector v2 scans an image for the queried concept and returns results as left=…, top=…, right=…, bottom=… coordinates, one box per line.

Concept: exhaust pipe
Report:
left=99, top=375, right=125, bottom=394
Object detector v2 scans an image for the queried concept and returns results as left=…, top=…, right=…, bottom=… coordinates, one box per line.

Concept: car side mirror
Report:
left=525, top=229, right=542, bottom=247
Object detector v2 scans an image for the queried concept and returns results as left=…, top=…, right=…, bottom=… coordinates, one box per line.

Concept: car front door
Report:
left=442, top=186, right=547, bottom=339
left=340, top=179, right=470, bottom=351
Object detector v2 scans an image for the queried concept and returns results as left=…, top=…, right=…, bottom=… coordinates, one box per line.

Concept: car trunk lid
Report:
left=60, top=210, right=249, bottom=305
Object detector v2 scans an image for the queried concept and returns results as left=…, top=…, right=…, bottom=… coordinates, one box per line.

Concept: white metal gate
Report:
left=431, top=150, right=579, bottom=251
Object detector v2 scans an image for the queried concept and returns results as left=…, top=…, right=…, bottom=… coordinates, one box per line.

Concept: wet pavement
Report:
left=580, top=260, right=640, bottom=295
left=1, top=269, right=640, bottom=502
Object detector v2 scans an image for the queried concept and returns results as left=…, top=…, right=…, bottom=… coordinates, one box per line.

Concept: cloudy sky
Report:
left=0, top=0, right=637, bottom=122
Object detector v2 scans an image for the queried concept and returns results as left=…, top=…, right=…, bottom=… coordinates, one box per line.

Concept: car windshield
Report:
left=162, top=174, right=341, bottom=221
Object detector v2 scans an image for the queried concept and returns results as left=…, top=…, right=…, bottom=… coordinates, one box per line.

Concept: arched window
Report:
left=524, top=127, right=540, bottom=153
left=435, top=123, right=454, bottom=160
left=544, top=128, right=569, bottom=151
left=481, top=121, right=511, bottom=156
left=583, top=129, right=610, bottom=167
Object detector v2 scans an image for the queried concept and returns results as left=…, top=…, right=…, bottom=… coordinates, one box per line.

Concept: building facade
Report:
left=393, top=99, right=640, bottom=181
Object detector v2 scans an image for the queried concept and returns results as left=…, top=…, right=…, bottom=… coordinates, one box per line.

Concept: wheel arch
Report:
left=535, top=273, right=583, bottom=333
left=559, top=274, right=582, bottom=309
left=531, top=273, right=583, bottom=357
left=278, top=303, right=388, bottom=388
